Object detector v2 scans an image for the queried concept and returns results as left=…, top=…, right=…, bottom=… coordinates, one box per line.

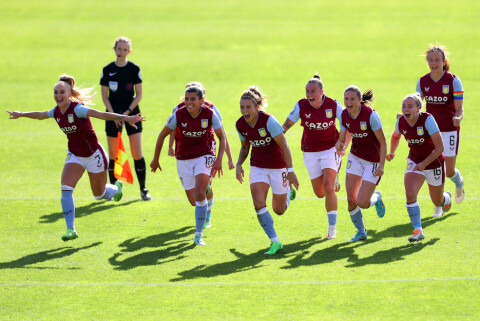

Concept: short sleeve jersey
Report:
left=47, top=102, right=100, bottom=157
left=100, top=61, right=142, bottom=110
left=341, top=105, right=382, bottom=163
left=395, top=112, right=444, bottom=170
left=417, top=72, right=463, bottom=132
left=236, top=111, right=286, bottom=169
left=288, top=96, right=343, bottom=152
left=166, top=106, right=219, bottom=160
left=173, top=100, right=218, bottom=156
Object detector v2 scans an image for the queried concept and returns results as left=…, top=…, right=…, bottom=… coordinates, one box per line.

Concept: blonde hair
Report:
left=114, top=36, right=132, bottom=50
left=424, top=43, right=450, bottom=72
left=403, top=92, right=423, bottom=109
left=57, top=74, right=95, bottom=106
left=306, top=72, right=324, bottom=90
left=344, top=85, right=375, bottom=106
left=240, top=86, right=268, bottom=111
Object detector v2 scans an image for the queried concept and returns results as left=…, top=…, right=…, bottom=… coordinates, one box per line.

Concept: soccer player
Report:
left=150, top=86, right=226, bottom=246
left=282, top=73, right=345, bottom=240
left=387, top=93, right=451, bottom=242
left=235, top=86, right=299, bottom=255
left=416, top=43, right=465, bottom=205
left=100, top=36, right=151, bottom=200
left=168, top=82, right=235, bottom=229
left=6, top=74, right=145, bottom=241
left=335, top=86, right=386, bottom=242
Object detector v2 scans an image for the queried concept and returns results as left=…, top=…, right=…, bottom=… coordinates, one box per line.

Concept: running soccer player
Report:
left=168, top=82, right=235, bottom=229
left=416, top=43, right=465, bottom=205
left=100, top=36, right=151, bottom=200
left=282, top=73, right=346, bottom=240
left=150, top=86, right=226, bottom=246
left=6, top=74, right=145, bottom=241
left=335, top=86, right=386, bottom=242
left=236, top=86, right=299, bottom=255
left=387, top=93, right=452, bottom=242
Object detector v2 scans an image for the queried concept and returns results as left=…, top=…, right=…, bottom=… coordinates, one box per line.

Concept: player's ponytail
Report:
left=58, top=74, right=95, bottom=106
left=344, top=85, right=374, bottom=106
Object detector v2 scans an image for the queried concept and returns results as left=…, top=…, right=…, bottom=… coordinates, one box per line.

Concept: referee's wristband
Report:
left=287, top=167, right=294, bottom=173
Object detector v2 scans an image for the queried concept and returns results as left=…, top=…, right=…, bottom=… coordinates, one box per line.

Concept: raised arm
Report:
left=7, top=110, right=49, bottom=120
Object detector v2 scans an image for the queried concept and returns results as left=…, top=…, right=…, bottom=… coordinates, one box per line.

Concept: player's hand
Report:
left=150, top=159, right=162, bottom=172
left=335, top=140, right=345, bottom=152
left=228, top=159, right=236, bottom=170
left=386, top=153, right=395, bottom=161
left=6, top=110, right=21, bottom=119
left=211, top=158, right=223, bottom=178
left=168, top=146, right=175, bottom=157
left=412, top=162, right=425, bottom=172
left=374, top=164, right=384, bottom=176
left=336, top=149, right=345, bottom=156
left=286, top=171, right=299, bottom=190
left=452, top=116, right=462, bottom=127
left=236, top=165, right=244, bottom=183
left=125, top=113, right=146, bottom=129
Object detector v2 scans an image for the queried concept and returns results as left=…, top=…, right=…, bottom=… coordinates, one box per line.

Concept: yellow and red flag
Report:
left=114, top=131, right=134, bottom=184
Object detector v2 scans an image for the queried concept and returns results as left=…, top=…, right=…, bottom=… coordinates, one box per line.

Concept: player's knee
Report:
left=273, top=206, right=286, bottom=215
left=357, top=199, right=370, bottom=209
left=314, top=190, right=325, bottom=198
left=253, top=201, right=266, bottom=210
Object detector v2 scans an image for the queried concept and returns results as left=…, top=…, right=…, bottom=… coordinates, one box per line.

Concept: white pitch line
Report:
left=1, top=277, right=479, bottom=287
left=1, top=196, right=480, bottom=201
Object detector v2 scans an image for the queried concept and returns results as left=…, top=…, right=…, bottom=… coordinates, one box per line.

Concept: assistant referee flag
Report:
left=114, top=131, right=134, bottom=184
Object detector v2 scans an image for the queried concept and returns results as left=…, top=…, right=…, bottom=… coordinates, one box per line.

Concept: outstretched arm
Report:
left=7, top=110, right=49, bottom=120
left=87, top=109, right=145, bottom=129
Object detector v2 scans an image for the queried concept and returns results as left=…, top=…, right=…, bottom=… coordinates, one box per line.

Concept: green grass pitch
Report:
left=1, top=0, right=479, bottom=319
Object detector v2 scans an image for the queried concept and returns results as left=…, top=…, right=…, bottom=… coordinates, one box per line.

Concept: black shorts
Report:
left=105, top=106, right=142, bottom=137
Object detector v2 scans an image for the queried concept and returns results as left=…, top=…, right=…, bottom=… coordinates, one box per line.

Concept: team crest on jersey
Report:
left=360, top=122, right=367, bottom=130
left=68, top=114, right=74, bottom=124
left=442, top=85, right=449, bottom=94
left=109, top=81, right=118, bottom=92
left=417, top=127, right=424, bottom=136
left=258, top=128, right=267, bottom=137
left=201, top=119, right=208, bottom=128
left=325, top=109, right=333, bottom=118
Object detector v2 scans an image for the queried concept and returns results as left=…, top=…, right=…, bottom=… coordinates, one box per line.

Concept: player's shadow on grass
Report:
left=39, top=200, right=140, bottom=224
left=344, top=238, right=440, bottom=268
left=170, top=237, right=322, bottom=282
left=280, top=214, right=455, bottom=269
left=355, top=212, right=458, bottom=245
left=0, top=242, right=102, bottom=270
left=108, top=226, right=196, bottom=270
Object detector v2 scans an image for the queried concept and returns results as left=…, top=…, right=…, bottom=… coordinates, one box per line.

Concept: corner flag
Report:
left=114, top=131, right=134, bottom=184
